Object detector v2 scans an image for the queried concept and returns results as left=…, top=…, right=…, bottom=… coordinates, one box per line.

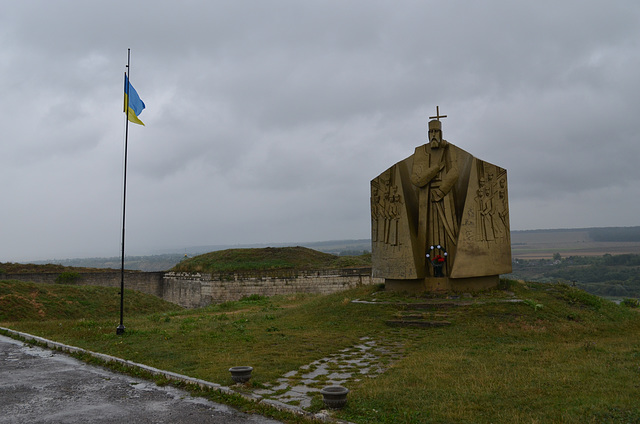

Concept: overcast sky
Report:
left=2, top=1, right=640, bottom=262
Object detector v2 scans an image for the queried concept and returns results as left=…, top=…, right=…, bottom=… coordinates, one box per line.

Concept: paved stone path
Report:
left=253, top=336, right=403, bottom=409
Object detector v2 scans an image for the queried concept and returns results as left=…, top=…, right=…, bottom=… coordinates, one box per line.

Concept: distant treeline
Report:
left=509, top=253, right=640, bottom=298
left=32, top=254, right=186, bottom=272
left=588, top=227, right=640, bottom=242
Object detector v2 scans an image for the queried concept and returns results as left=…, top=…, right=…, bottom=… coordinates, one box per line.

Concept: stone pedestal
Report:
left=385, top=275, right=499, bottom=293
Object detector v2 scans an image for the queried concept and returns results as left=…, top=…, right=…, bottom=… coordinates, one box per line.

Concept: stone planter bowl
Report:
left=320, top=385, right=349, bottom=409
left=229, top=366, right=253, bottom=383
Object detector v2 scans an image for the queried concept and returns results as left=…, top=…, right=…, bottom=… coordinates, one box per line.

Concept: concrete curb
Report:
left=0, top=327, right=353, bottom=423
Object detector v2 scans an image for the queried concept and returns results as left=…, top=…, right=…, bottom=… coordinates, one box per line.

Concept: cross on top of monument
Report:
left=429, top=106, right=447, bottom=122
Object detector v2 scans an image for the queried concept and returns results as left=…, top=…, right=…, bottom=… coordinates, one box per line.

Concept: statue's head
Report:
left=428, top=120, right=443, bottom=148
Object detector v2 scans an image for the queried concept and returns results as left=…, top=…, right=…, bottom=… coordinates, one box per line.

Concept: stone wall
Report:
left=2, top=268, right=380, bottom=309
left=162, top=268, right=378, bottom=308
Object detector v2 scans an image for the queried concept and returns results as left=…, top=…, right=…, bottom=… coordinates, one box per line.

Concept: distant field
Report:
left=511, top=228, right=640, bottom=259
left=10, top=228, right=640, bottom=270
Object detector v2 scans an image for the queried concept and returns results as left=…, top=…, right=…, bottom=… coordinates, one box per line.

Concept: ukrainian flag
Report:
left=124, top=74, right=145, bottom=126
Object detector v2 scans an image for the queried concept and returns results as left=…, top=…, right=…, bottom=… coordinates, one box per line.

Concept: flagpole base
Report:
left=116, top=324, right=125, bottom=335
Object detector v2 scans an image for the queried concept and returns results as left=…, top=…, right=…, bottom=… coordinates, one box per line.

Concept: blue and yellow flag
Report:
left=124, top=74, right=145, bottom=126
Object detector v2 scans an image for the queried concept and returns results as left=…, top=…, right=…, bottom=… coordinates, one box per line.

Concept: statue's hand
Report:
left=431, top=188, right=445, bottom=202
left=410, top=172, right=421, bottom=186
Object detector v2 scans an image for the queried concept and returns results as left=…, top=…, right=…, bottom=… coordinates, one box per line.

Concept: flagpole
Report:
left=117, top=48, right=131, bottom=335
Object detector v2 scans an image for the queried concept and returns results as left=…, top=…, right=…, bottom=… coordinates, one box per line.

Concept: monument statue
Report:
left=371, top=107, right=511, bottom=292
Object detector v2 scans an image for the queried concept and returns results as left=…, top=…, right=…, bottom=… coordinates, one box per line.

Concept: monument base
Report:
left=385, top=275, right=500, bottom=294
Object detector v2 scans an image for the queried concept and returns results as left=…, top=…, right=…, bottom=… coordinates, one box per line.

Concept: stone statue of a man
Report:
left=371, top=109, right=511, bottom=292
left=410, top=119, right=460, bottom=277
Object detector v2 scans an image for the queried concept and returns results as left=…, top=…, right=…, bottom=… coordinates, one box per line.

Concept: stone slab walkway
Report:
left=252, top=336, right=403, bottom=409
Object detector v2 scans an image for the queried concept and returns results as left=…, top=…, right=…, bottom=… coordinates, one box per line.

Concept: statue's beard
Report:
left=430, top=138, right=440, bottom=148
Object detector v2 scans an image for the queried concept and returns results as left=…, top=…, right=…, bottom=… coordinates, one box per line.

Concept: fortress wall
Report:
left=2, top=269, right=381, bottom=309
left=162, top=269, right=380, bottom=308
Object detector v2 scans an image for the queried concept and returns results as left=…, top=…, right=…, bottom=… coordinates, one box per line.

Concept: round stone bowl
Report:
left=320, top=385, right=349, bottom=409
left=229, top=366, right=253, bottom=383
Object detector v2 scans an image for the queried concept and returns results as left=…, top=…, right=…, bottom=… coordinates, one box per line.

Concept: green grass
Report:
left=2, top=279, right=640, bottom=423
left=341, top=282, right=640, bottom=423
left=171, top=246, right=370, bottom=273
left=0, top=280, right=181, bottom=321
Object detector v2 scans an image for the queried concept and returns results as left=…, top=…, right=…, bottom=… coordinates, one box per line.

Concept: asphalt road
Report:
left=0, top=335, right=283, bottom=424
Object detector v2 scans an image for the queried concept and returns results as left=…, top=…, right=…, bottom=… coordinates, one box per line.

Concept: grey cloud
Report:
left=2, top=0, right=640, bottom=261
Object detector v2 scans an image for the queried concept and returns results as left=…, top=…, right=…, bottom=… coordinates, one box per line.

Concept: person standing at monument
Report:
left=410, top=117, right=460, bottom=277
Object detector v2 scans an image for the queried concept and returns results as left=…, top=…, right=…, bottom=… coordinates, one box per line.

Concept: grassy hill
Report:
left=1, top=278, right=639, bottom=423
left=0, top=280, right=181, bottom=321
left=24, top=240, right=372, bottom=272
left=171, top=246, right=371, bottom=273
